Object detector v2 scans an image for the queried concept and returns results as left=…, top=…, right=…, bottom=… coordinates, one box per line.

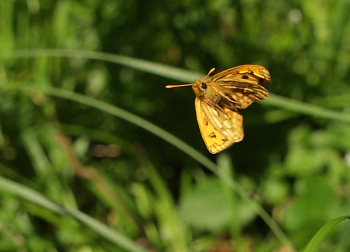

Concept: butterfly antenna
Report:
left=166, top=68, right=215, bottom=88
left=206, top=67, right=216, bottom=77
left=166, top=83, right=193, bottom=88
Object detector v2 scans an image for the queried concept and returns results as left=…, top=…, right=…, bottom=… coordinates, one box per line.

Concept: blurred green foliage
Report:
left=1, top=0, right=350, bottom=251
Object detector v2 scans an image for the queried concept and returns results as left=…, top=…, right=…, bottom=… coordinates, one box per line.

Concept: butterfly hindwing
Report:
left=195, top=98, right=244, bottom=154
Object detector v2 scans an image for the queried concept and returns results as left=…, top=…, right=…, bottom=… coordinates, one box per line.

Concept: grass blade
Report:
left=0, top=49, right=201, bottom=82
left=1, top=49, right=350, bottom=123
left=265, top=94, right=350, bottom=123
left=0, top=175, right=149, bottom=252
left=303, top=215, right=350, bottom=252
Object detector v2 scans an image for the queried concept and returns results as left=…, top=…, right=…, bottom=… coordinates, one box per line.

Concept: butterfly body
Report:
left=167, top=64, right=271, bottom=154
left=192, top=79, right=222, bottom=104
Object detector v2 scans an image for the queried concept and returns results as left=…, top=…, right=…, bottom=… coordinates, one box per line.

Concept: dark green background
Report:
left=1, top=0, right=350, bottom=251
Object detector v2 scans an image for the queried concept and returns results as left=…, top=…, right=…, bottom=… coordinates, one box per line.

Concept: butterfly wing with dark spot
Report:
left=209, top=65, right=271, bottom=109
left=195, top=98, right=243, bottom=154
left=218, top=81, right=269, bottom=109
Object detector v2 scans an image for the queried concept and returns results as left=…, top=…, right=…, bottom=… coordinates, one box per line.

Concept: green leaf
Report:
left=180, top=177, right=231, bottom=231
left=284, top=176, right=338, bottom=244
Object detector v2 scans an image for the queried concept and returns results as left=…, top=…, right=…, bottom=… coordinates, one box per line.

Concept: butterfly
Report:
left=166, top=64, right=271, bottom=154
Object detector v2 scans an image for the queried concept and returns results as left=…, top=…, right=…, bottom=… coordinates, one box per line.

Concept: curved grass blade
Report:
left=1, top=49, right=350, bottom=123
left=303, top=216, right=350, bottom=252
left=265, top=94, right=350, bottom=124
left=0, top=49, right=201, bottom=82
left=0, top=174, right=149, bottom=252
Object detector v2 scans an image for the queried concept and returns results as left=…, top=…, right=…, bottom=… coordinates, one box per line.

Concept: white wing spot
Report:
left=223, top=120, right=232, bottom=129
left=212, top=116, right=223, bottom=128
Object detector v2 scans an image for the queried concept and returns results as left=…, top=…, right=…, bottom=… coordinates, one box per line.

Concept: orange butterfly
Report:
left=167, top=65, right=271, bottom=154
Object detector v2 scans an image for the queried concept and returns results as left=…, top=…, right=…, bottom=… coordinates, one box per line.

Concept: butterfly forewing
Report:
left=195, top=98, right=243, bottom=154
left=211, top=65, right=270, bottom=109
left=219, top=82, right=269, bottom=109
left=211, top=64, right=271, bottom=84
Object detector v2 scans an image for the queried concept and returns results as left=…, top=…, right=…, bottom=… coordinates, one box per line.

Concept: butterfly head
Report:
left=192, top=67, right=216, bottom=98
left=165, top=68, right=216, bottom=98
left=192, top=80, right=209, bottom=98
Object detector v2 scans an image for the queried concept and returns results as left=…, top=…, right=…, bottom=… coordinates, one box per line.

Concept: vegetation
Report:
left=1, top=1, right=350, bottom=251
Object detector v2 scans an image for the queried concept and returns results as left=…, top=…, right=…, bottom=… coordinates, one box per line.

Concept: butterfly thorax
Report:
left=192, top=79, right=222, bottom=105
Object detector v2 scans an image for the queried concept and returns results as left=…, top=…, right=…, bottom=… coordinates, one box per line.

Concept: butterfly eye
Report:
left=242, top=75, right=249, bottom=79
left=201, top=82, right=207, bottom=89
